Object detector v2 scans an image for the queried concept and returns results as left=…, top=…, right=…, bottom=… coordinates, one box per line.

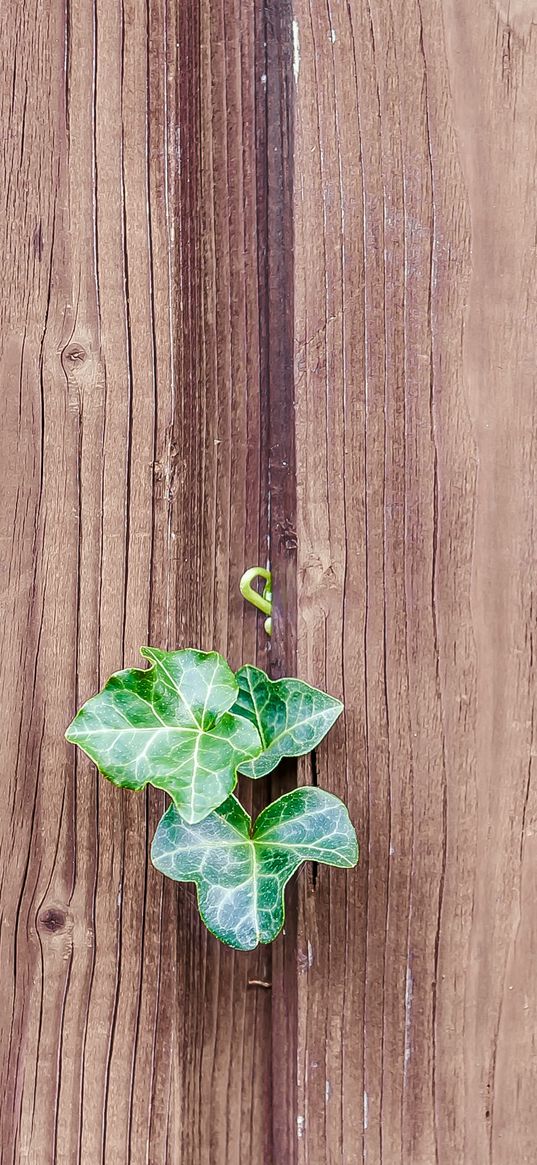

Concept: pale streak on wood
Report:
left=293, top=0, right=537, bottom=1163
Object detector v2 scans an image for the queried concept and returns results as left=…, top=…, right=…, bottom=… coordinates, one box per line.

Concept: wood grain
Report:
left=0, top=0, right=274, bottom=1161
left=2, top=0, right=537, bottom=1162
left=293, top=1, right=537, bottom=1162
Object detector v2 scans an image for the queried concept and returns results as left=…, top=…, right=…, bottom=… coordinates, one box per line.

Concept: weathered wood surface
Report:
left=0, top=1, right=275, bottom=1161
left=293, top=1, right=537, bottom=1163
left=1, top=0, right=536, bottom=1163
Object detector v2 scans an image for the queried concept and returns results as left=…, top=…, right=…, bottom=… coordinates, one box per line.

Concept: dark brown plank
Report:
left=292, top=1, right=537, bottom=1162
left=256, top=4, right=300, bottom=1165
left=166, top=1, right=272, bottom=1160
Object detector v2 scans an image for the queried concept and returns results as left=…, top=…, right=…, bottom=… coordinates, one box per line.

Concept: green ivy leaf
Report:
left=232, top=665, right=343, bottom=778
left=151, top=787, right=358, bottom=950
left=65, top=647, right=262, bottom=824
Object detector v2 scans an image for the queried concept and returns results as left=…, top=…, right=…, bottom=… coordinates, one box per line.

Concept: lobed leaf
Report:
left=151, top=787, right=358, bottom=950
left=65, top=647, right=262, bottom=823
left=232, top=665, right=343, bottom=778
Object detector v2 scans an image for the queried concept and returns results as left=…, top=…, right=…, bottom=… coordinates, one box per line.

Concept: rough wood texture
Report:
left=2, top=0, right=537, bottom=1163
left=293, top=1, right=537, bottom=1162
left=0, top=0, right=275, bottom=1161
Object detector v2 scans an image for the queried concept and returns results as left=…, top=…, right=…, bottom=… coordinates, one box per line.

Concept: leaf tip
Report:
left=64, top=714, right=79, bottom=744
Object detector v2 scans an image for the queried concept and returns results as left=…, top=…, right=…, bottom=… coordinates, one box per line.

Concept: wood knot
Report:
left=62, top=344, right=88, bottom=367
left=37, top=906, right=70, bottom=935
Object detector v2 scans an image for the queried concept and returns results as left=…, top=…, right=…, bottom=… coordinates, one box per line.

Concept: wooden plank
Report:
left=259, top=4, right=300, bottom=1164
left=4, top=0, right=537, bottom=1162
left=0, top=1, right=273, bottom=1161
left=171, top=1, right=272, bottom=1161
left=292, top=1, right=537, bottom=1162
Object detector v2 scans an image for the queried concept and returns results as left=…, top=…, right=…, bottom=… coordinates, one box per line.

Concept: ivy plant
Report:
left=151, top=788, right=357, bottom=950
left=66, top=646, right=358, bottom=949
left=65, top=648, right=262, bottom=824
left=233, top=664, right=343, bottom=778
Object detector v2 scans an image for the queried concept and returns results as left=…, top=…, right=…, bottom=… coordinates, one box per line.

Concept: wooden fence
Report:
left=2, top=1, right=536, bottom=1161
